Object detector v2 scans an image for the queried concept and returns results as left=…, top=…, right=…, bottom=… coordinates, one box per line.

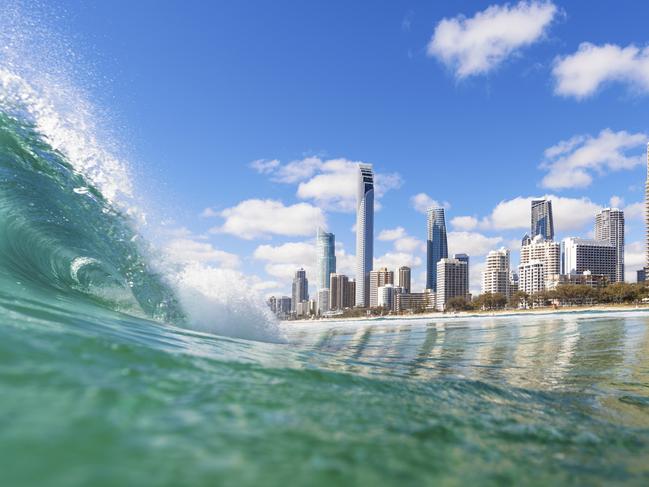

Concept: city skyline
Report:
left=47, top=1, right=649, bottom=299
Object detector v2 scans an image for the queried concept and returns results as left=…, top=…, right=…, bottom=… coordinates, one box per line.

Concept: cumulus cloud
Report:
left=210, top=199, right=325, bottom=239
left=427, top=0, right=557, bottom=78
left=553, top=43, right=649, bottom=99
left=624, top=201, right=644, bottom=221
left=378, top=227, right=407, bottom=241
left=250, top=158, right=280, bottom=174
left=480, top=195, right=602, bottom=233
left=252, top=157, right=402, bottom=212
left=253, top=241, right=316, bottom=281
left=448, top=231, right=502, bottom=257
left=541, top=129, right=647, bottom=189
left=451, top=215, right=478, bottom=231
left=410, top=193, right=449, bottom=214
left=165, top=238, right=240, bottom=269
left=374, top=252, right=422, bottom=271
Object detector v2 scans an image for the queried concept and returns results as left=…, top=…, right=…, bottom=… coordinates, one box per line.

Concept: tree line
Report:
left=445, top=282, right=649, bottom=312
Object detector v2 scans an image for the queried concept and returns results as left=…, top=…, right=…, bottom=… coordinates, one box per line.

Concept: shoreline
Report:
left=282, top=303, right=649, bottom=325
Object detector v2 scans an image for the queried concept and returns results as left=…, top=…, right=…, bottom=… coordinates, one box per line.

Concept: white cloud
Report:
left=165, top=238, right=240, bottom=269
left=253, top=241, right=316, bottom=282
left=553, top=43, right=649, bottom=99
left=374, top=252, right=422, bottom=271
left=625, top=241, right=645, bottom=282
left=610, top=195, right=624, bottom=208
left=448, top=231, right=502, bottom=257
left=427, top=0, right=557, bottom=78
left=394, top=236, right=425, bottom=253
left=541, top=129, right=646, bottom=189
left=378, top=227, right=407, bottom=241
left=200, top=207, right=219, bottom=218
left=252, top=157, right=402, bottom=212
left=451, top=215, right=478, bottom=231
left=480, top=195, right=602, bottom=234
left=410, top=193, right=449, bottom=214
left=624, top=201, right=644, bottom=221
left=250, top=158, right=280, bottom=174
left=470, top=260, right=486, bottom=295
left=211, top=199, right=325, bottom=239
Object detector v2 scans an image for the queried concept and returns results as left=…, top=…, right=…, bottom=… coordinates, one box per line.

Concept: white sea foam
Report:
left=0, top=2, right=283, bottom=343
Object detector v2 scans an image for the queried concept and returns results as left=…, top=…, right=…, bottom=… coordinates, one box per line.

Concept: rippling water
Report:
left=2, top=310, right=649, bottom=486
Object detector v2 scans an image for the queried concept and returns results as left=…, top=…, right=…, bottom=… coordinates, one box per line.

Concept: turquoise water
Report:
left=2, top=305, right=649, bottom=485
left=1, top=37, right=649, bottom=487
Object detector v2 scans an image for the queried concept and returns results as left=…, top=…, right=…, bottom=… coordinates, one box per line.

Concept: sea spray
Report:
left=0, top=4, right=280, bottom=342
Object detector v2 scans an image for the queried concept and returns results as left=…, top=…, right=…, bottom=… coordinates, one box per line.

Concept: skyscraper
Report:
left=531, top=199, right=554, bottom=241
left=355, top=164, right=374, bottom=307
left=315, top=228, right=336, bottom=290
left=595, top=208, right=624, bottom=282
left=398, top=266, right=411, bottom=293
left=426, top=207, right=448, bottom=291
left=291, top=268, right=309, bottom=312
left=482, top=248, right=512, bottom=298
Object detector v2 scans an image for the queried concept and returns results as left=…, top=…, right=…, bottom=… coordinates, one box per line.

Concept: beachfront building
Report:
left=595, top=208, right=624, bottom=283
left=519, top=235, right=560, bottom=294
left=369, top=267, right=394, bottom=308
left=436, top=257, right=469, bottom=311
left=518, top=260, right=545, bottom=296
left=482, top=248, right=512, bottom=298
left=531, top=199, right=554, bottom=241
left=315, top=228, right=336, bottom=290
left=291, top=268, right=309, bottom=313
left=316, top=288, right=330, bottom=315
left=355, top=164, right=374, bottom=307
left=545, top=271, right=609, bottom=291
left=426, top=207, right=448, bottom=291
left=329, top=274, right=356, bottom=310
left=395, top=291, right=434, bottom=313
left=562, top=237, right=616, bottom=283
left=398, top=266, right=411, bottom=293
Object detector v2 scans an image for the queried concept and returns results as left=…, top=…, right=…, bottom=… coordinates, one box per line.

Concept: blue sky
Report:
left=44, top=1, right=649, bottom=294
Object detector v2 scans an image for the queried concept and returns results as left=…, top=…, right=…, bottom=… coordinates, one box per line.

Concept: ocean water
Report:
left=1, top=6, right=649, bottom=486
left=2, top=303, right=649, bottom=486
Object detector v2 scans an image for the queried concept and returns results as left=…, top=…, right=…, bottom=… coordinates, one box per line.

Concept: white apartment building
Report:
left=436, top=258, right=469, bottom=311
left=519, top=235, right=560, bottom=294
left=482, top=247, right=511, bottom=297
left=562, top=237, right=616, bottom=283
left=594, top=208, right=624, bottom=282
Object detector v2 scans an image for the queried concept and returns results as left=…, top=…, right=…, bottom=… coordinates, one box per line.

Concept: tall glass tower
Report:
left=355, top=164, right=374, bottom=307
left=426, top=207, right=448, bottom=291
left=315, top=228, right=336, bottom=290
left=531, top=199, right=554, bottom=241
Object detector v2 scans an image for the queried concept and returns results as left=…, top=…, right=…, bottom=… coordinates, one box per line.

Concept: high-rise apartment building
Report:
left=426, top=207, right=448, bottom=291
left=519, top=235, right=560, bottom=294
left=531, top=199, right=554, bottom=241
left=355, top=164, right=374, bottom=307
left=482, top=248, right=511, bottom=298
left=436, top=258, right=469, bottom=311
left=562, top=237, right=616, bottom=283
left=369, top=267, right=394, bottom=308
left=315, top=228, right=336, bottom=290
left=398, top=266, right=411, bottom=293
left=518, top=261, right=545, bottom=296
left=329, top=274, right=356, bottom=310
left=595, top=208, right=624, bottom=282
left=291, top=268, right=309, bottom=312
